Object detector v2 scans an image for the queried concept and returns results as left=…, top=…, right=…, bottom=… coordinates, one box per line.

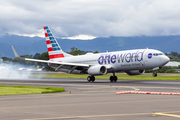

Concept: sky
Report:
left=1, top=0, right=180, bottom=40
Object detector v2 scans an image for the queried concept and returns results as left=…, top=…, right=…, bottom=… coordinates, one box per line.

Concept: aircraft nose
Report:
left=162, top=55, right=170, bottom=65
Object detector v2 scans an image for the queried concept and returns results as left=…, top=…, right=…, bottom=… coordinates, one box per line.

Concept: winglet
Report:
left=11, top=45, right=20, bottom=58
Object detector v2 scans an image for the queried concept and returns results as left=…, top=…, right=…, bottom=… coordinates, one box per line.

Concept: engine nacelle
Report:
left=87, top=65, right=107, bottom=75
left=126, top=70, right=145, bottom=75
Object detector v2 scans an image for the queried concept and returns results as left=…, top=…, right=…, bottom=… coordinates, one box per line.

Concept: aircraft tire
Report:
left=91, top=76, right=95, bottom=82
left=87, top=76, right=95, bottom=82
left=87, top=76, right=91, bottom=82
left=110, top=76, right=113, bottom=82
left=110, top=76, right=118, bottom=82
left=153, top=73, right=157, bottom=77
left=114, top=76, right=117, bottom=82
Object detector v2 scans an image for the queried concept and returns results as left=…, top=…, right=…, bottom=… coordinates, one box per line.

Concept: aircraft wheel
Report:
left=87, top=76, right=91, bottom=82
left=91, top=76, right=95, bottom=82
left=153, top=73, right=157, bottom=77
left=87, top=76, right=95, bottom=82
left=110, top=76, right=114, bottom=82
left=110, top=76, right=118, bottom=82
left=114, top=76, right=117, bottom=82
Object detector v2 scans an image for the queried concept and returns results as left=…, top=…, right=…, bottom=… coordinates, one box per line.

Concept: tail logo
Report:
left=44, top=26, right=64, bottom=59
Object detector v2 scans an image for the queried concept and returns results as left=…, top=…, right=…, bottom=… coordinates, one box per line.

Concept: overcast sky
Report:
left=1, top=0, right=180, bottom=39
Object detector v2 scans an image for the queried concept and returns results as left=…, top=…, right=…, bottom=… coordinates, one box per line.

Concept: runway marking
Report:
left=156, top=113, right=180, bottom=118
left=21, top=111, right=180, bottom=120
left=22, top=112, right=151, bottom=120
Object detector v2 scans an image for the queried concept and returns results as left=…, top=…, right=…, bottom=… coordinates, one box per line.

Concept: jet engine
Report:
left=87, top=65, right=107, bottom=75
left=126, top=70, right=145, bottom=75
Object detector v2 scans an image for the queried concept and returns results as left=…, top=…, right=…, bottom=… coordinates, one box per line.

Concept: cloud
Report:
left=62, top=34, right=96, bottom=40
left=0, top=0, right=180, bottom=38
left=8, top=29, right=45, bottom=37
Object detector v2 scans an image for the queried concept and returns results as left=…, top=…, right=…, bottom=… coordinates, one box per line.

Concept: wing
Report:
left=25, top=58, right=89, bottom=67
left=25, top=58, right=89, bottom=73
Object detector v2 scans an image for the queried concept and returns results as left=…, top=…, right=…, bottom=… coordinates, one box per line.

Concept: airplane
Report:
left=13, top=26, right=170, bottom=82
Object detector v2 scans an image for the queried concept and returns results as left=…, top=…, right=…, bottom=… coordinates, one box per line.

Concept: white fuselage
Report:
left=49, top=49, right=169, bottom=73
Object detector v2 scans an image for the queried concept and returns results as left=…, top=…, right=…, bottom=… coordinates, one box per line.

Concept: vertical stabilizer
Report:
left=44, top=26, right=72, bottom=60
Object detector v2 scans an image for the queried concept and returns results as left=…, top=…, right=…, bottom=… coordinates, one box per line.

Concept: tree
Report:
left=33, top=53, right=41, bottom=59
left=68, top=47, right=99, bottom=55
left=178, top=65, right=180, bottom=69
left=94, top=51, right=99, bottom=54
left=171, top=51, right=179, bottom=56
left=68, top=47, right=83, bottom=55
left=1, top=57, right=13, bottom=62
left=20, top=54, right=32, bottom=58
left=177, top=54, right=180, bottom=58
left=38, top=52, right=49, bottom=60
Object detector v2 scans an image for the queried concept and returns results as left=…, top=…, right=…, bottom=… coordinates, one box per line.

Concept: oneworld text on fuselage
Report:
left=98, top=50, right=145, bottom=65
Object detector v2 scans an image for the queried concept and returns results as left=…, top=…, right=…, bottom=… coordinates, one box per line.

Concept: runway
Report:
left=0, top=78, right=180, bottom=120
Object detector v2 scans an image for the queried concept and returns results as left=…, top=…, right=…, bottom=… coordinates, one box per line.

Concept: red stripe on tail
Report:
left=49, top=54, right=64, bottom=59
left=45, top=33, right=49, bottom=37
left=48, top=47, right=53, bottom=51
left=46, top=40, right=51, bottom=44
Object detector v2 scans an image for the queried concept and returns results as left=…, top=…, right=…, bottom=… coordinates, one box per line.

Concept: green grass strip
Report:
left=0, top=85, right=65, bottom=95
left=32, top=73, right=180, bottom=80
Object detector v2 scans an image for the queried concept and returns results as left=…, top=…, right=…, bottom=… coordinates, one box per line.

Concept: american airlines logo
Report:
left=98, top=50, right=145, bottom=65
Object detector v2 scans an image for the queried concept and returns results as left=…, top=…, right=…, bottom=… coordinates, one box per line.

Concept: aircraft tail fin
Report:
left=11, top=45, right=20, bottom=58
left=44, top=26, right=72, bottom=60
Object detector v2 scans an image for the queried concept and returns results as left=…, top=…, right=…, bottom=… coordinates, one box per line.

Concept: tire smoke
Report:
left=0, top=62, right=34, bottom=79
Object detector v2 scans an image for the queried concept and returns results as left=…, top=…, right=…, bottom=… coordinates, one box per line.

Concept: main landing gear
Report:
left=109, top=72, right=118, bottom=82
left=87, top=73, right=118, bottom=82
left=87, top=76, right=95, bottom=82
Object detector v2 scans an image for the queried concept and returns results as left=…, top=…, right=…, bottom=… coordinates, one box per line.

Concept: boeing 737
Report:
left=13, top=26, right=170, bottom=82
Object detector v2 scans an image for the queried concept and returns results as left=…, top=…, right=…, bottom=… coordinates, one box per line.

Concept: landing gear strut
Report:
left=109, top=72, right=118, bottom=82
left=87, top=76, right=95, bottom=82
left=152, top=67, right=159, bottom=77
left=153, top=72, right=157, bottom=77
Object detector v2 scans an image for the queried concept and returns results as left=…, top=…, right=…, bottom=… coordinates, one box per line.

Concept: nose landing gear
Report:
left=152, top=67, right=159, bottom=77
left=153, top=72, right=157, bottom=77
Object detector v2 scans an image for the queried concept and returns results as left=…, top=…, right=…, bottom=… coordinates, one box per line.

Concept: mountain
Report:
left=0, top=34, right=180, bottom=58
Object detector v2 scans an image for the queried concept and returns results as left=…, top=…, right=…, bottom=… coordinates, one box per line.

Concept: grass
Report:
left=32, top=73, right=180, bottom=80
left=0, top=85, right=65, bottom=95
